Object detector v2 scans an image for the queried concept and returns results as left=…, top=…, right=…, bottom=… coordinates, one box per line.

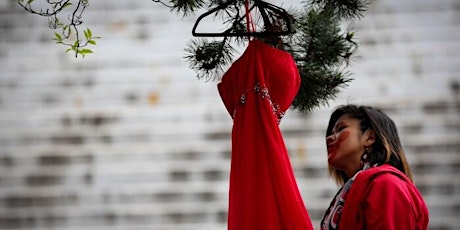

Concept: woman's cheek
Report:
left=327, top=130, right=350, bottom=164
left=336, top=130, right=350, bottom=146
left=328, top=131, right=351, bottom=165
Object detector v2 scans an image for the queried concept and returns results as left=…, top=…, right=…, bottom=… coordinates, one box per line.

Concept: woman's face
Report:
left=326, top=114, right=373, bottom=177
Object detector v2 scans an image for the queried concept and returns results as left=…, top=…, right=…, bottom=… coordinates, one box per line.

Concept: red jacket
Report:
left=339, top=164, right=429, bottom=229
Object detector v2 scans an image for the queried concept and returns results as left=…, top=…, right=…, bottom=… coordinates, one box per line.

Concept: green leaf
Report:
left=62, top=2, right=72, bottom=8
left=27, top=0, right=34, bottom=4
left=62, top=25, right=71, bottom=37
left=87, top=28, right=92, bottom=38
left=54, top=32, right=62, bottom=41
left=88, top=40, right=96, bottom=45
left=65, top=48, right=73, bottom=53
left=84, top=29, right=89, bottom=40
left=79, top=49, right=93, bottom=54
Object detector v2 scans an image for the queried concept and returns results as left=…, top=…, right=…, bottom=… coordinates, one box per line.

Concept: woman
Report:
left=321, top=104, right=429, bottom=229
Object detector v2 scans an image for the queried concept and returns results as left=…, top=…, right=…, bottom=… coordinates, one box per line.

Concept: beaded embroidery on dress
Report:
left=235, top=83, right=284, bottom=123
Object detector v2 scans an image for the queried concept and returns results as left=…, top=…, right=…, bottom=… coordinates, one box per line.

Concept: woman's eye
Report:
left=337, top=126, right=346, bottom=132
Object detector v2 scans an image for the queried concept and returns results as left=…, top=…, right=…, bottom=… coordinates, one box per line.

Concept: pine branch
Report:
left=308, top=0, right=369, bottom=20
left=284, top=4, right=360, bottom=112
left=184, top=38, right=236, bottom=81
left=155, top=0, right=207, bottom=16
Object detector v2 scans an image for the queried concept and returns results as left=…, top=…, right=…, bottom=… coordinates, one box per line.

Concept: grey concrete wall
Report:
left=0, top=0, right=459, bottom=229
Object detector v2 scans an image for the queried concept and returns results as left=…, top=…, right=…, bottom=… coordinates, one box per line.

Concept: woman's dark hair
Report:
left=326, top=104, right=413, bottom=185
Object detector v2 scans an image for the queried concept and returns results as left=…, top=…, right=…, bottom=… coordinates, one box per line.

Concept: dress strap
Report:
left=244, top=0, right=255, bottom=40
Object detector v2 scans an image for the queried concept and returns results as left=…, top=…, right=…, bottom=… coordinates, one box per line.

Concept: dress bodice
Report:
left=218, top=40, right=300, bottom=122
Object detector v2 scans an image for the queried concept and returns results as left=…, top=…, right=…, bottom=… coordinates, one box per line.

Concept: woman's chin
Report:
left=328, top=155, right=344, bottom=169
left=327, top=154, right=336, bottom=165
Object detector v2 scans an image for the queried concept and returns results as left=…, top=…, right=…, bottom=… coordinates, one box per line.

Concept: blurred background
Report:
left=0, top=0, right=459, bottom=229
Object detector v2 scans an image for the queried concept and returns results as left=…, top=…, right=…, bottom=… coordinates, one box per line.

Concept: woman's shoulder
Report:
left=357, top=164, right=411, bottom=184
left=350, top=164, right=417, bottom=198
left=357, top=164, right=423, bottom=201
left=366, top=170, right=412, bottom=193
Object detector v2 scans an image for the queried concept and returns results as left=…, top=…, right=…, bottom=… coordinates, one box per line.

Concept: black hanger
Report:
left=192, top=0, right=293, bottom=37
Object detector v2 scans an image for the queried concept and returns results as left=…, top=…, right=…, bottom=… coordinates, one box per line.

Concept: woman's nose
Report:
left=326, top=134, right=336, bottom=144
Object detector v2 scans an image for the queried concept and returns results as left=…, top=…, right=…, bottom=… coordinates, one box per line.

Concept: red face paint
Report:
left=336, top=130, right=350, bottom=146
left=327, top=130, right=350, bottom=156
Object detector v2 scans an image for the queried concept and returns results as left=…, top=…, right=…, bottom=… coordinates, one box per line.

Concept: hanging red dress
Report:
left=218, top=39, right=314, bottom=230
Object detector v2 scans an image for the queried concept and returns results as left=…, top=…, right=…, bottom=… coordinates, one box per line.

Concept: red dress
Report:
left=218, top=40, right=313, bottom=230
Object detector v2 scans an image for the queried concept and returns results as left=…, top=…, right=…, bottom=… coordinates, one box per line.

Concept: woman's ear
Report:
left=363, top=129, right=376, bottom=147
